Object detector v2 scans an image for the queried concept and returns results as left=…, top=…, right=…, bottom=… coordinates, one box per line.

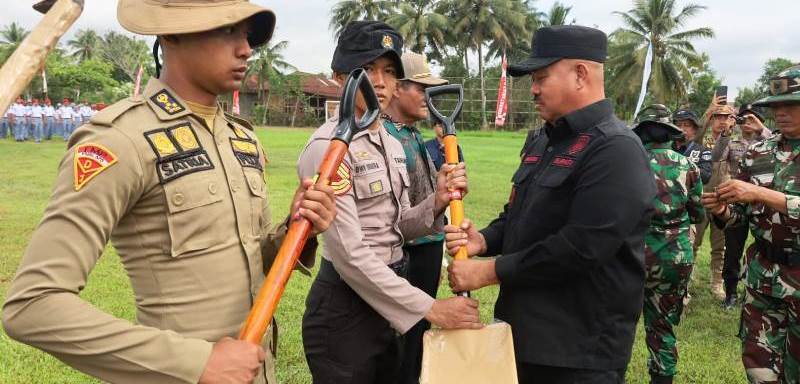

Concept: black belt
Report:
left=317, top=254, right=409, bottom=284
left=756, top=239, right=800, bottom=266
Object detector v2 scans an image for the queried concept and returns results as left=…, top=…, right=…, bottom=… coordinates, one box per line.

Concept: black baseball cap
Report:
left=508, top=25, right=607, bottom=77
left=737, top=103, right=766, bottom=123
left=331, top=21, right=405, bottom=78
left=672, top=108, right=700, bottom=128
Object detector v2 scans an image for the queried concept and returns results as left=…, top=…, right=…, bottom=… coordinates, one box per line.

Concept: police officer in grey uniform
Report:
left=297, top=21, right=480, bottom=384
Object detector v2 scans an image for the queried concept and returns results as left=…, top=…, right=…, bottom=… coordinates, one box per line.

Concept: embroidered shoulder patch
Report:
left=230, top=138, right=262, bottom=171
left=150, top=89, right=185, bottom=115
left=330, top=163, right=352, bottom=196
left=567, top=134, right=592, bottom=155
left=74, top=143, right=118, bottom=191
left=144, top=123, right=214, bottom=184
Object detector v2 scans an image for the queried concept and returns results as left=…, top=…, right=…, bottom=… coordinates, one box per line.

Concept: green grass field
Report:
left=0, top=127, right=746, bottom=383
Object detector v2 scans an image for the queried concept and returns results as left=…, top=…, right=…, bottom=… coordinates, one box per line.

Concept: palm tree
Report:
left=386, top=0, right=448, bottom=54
left=446, top=0, right=528, bottom=129
left=68, top=29, right=101, bottom=62
left=99, top=31, right=151, bottom=82
left=608, top=0, right=714, bottom=109
left=486, top=0, right=540, bottom=61
left=246, top=40, right=297, bottom=124
left=329, top=0, right=397, bottom=38
left=542, top=1, right=574, bottom=26
left=0, top=22, right=29, bottom=62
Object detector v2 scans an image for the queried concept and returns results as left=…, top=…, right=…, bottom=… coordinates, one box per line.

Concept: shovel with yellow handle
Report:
left=420, top=84, right=518, bottom=384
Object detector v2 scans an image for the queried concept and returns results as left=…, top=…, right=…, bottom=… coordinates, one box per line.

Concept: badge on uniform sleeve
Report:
left=73, top=143, right=118, bottom=191
left=330, top=163, right=352, bottom=196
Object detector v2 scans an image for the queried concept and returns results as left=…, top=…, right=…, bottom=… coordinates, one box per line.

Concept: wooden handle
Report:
left=239, top=140, right=349, bottom=344
left=442, top=135, right=468, bottom=261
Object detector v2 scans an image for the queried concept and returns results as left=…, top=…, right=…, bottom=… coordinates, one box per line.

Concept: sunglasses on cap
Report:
left=769, top=76, right=800, bottom=96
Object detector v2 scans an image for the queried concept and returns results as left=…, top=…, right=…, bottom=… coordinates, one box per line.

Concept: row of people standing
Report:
left=636, top=62, right=800, bottom=383
left=1, top=97, right=97, bottom=142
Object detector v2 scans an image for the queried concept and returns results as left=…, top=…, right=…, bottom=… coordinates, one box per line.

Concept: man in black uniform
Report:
left=445, top=25, right=656, bottom=384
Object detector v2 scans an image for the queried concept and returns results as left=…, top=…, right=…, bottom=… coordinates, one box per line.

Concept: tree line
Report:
left=0, top=0, right=794, bottom=129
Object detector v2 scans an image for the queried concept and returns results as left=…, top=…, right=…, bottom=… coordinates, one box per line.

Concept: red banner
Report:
left=232, top=90, right=240, bottom=115
left=494, top=52, right=508, bottom=127
left=133, top=65, right=143, bottom=97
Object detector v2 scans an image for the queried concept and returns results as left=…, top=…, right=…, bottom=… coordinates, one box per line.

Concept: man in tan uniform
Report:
left=2, top=2, right=336, bottom=384
left=381, top=52, right=453, bottom=384
left=297, top=21, right=481, bottom=384
left=695, top=99, right=736, bottom=299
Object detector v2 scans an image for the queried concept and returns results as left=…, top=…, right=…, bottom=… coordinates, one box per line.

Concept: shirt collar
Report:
left=544, top=99, right=614, bottom=141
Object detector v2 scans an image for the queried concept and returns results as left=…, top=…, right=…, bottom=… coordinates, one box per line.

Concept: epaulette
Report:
left=90, top=96, right=146, bottom=126
left=224, top=112, right=255, bottom=131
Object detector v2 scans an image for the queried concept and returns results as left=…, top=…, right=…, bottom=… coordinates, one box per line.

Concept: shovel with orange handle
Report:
left=238, top=68, right=380, bottom=344
left=424, top=84, right=468, bottom=296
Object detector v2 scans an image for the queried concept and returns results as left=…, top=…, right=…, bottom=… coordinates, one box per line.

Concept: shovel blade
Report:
left=420, top=322, right=518, bottom=384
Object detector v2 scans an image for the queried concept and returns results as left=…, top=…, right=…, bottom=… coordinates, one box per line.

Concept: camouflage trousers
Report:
left=740, top=248, right=800, bottom=384
left=644, top=259, right=694, bottom=377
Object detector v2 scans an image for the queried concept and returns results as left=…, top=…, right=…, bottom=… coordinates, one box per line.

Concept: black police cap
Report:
left=672, top=108, right=700, bottom=128
left=331, top=21, right=405, bottom=79
left=508, top=25, right=607, bottom=77
left=737, top=104, right=766, bottom=123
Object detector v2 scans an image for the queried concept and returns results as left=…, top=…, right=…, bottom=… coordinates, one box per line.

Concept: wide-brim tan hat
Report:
left=118, top=0, right=275, bottom=47
left=400, top=52, right=447, bottom=86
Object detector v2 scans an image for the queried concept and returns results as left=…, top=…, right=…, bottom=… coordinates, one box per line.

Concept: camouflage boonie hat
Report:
left=633, top=104, right=684, bottom=139
left=753, top=65, right=800, bottom=107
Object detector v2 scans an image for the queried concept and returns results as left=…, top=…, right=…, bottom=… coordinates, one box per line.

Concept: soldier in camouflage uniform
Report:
left=634, top=105, right=705, bottom=384
left=718, top=104, right=773, bottom=309
left=703, top=65, right=800, bottom=384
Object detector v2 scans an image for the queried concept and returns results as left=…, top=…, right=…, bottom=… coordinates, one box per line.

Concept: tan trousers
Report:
left=693, top=215, right=726, bottom=296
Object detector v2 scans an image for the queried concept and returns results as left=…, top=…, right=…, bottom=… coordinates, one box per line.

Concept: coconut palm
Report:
left=608, top=0, right=714, bottom=107
left=386, top=0, right=448, bottom=54
left=486, top=0, right=540, bottom=62
left=246, top=40, right=296, bottom=123
left=445, top=0, right=528, bottom=128
left=68, top=29, right=101, bottom=62
left=542, top=1, right=574, bottom=26
left=329, top=0, right=397, bottom=38
left=0, top=22, right=29, bottom=62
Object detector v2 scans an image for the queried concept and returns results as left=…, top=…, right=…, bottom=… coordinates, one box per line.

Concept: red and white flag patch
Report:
left=74, top=143, right=118, bottom=191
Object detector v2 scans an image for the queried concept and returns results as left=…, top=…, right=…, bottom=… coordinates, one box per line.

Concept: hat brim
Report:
left=118, top=0, right=275, bottom=47
left=753, top=93, right=800, bottom=107
left=405, top=76, right=448, bottom=86
left=633, top=120, right=683, bottom=136
left=507, top=57, right=561, bottom=77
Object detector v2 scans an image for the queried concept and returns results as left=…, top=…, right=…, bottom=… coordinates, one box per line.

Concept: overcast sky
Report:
left=4, top=0, right=798, bottom=100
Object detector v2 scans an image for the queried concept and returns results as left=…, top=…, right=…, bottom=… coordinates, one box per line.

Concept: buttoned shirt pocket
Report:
left=536, top=164, right=573, bottom=188
left=353, top=171, right=392, bottom=228
left=244, top=168, right=267, bottom=237
left=164, top=173, right=224, bottom=257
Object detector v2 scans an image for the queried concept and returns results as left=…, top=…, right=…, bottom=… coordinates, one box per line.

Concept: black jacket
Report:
left=480, top=99, right=655, bottom=370
left=675, top=141, right=712, bottom=183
